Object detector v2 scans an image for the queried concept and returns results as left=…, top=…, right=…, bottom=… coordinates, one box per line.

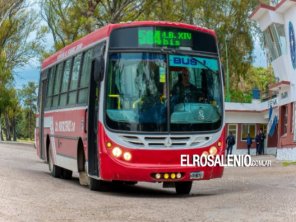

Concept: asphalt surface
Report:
left=0, top=142, right=296, bottom=222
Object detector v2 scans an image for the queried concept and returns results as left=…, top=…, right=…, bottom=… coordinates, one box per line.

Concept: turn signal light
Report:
left=152, top=172, right=183, bottom=180
left=218, top=141, right=222, bottom=147
left=106, top=142, right=112, bottom=148
left=170, top=173, right=176, bottom=179
left=164, top=173, right=169, bottom=179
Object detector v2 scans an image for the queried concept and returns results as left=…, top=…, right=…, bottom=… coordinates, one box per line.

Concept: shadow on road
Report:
left=53, top=175, right=225, bottom=198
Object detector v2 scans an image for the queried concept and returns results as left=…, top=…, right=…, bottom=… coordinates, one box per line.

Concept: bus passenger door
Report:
left=87, top=42, right=105, bottom=177
left=39, top=72, right=47, bottom=160
left=87, top=75, right=99, bottom=177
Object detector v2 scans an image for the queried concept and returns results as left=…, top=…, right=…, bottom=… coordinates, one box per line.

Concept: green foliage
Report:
left=230, top=90, right=253, bottom=103
left=16, top=108, right=35, bottom=140
left=40, top=0, right=263, bottom=96
left=0, top=1, right=41, bottom=141
left=40, top=0, right=153, bottom=51
left=247, top=66, right=275, bottom=92
left=18, top=81, right=38, bottom=112
left=17, top=82, right=38, bottom=140
left=229, top=66, right=275, bottom=102
left=282, top=161, right=296, bottom=167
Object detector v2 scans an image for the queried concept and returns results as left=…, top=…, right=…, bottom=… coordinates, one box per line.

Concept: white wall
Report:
left=259, top=10, right=284, bottom=31
left=225, top=112, right=268, bottom=124
left=277, top=147, right=296, bottom=160
left=272, top=55, right=290, bottom=81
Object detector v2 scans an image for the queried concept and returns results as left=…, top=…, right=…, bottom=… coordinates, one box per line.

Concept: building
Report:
left=225, top=99, right=277, bottom=156
left=249, top=0, right=296, bottom=160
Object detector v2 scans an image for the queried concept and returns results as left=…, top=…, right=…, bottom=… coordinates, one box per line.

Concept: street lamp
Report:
left=224, top=37, right=231, bottom=102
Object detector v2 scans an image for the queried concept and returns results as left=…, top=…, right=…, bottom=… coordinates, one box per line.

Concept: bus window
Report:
left=46, top=66, right=56, bottom=108
left=60, top=59, right=72, bottom=106
left=68, top=53, right=82, bottom=105
left=52, top=63, right=63, bottom=107
left=106, top=52, right=167, bottom=131
left=78, top=49, right=93, bottom=104
left=168, top=55, right=222, bottom=131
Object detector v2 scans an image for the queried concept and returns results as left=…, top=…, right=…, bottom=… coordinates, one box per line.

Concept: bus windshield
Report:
left=106, top=52, right=223, bottom=132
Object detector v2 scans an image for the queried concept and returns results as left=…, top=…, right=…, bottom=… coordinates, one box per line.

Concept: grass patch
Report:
left=282, top=161, right=296, bottom=167
left=17, top=138, right=34, bottom=143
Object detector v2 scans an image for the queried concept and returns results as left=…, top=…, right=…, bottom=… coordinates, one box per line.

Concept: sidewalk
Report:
left=0, top=140, right=34, bottom=147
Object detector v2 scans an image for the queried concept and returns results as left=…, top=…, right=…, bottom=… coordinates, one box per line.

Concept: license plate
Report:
left=190, top=171, right=204, bottom=179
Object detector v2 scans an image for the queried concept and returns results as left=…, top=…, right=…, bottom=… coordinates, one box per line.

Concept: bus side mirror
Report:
left=93, top=55, right=105, bottom=82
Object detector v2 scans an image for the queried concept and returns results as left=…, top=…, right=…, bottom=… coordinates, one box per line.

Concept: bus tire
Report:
left=175, top=181, right=192, bottom=195
left=125, top=181, right=137, bottom=185
left=61, top=168, right=73, bottom=179
left=112, top=181, right=137, bottom=186
left=48, top=145, right=62, bottom=178
left=89, top=178, right=105, bottom=191
left=77, top=143, right=89, bottom=186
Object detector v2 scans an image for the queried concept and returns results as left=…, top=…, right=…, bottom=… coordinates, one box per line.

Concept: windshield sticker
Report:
left=159, top=67, right=166, bottom=83
left=169, top=55, right=218, bottom=71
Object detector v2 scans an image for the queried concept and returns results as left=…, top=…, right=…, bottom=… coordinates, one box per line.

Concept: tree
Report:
left=0, top=0, right=42, bottom=141
left=246, top=66, right=275, bottom=92
left=230, top=66, right=275, bottom=103
left=40, top=0, right=269, bottom=102
left=40, top=0, right=152, bottom=50
left=18, top=82, right=38, bottom=140
left=3, top=88, right=20, bottom=141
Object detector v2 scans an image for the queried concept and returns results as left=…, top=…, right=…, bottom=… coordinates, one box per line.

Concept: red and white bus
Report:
left=36, top=21, right=225, bottom=194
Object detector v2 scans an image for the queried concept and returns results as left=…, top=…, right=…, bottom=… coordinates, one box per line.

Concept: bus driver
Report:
left=172, top=68, right=205, bottom=104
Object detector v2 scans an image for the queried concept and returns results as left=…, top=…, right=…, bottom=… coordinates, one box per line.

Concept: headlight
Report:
left=112, top=147, right=122, bottom=158
left=123, top=152, right=132, bottom=161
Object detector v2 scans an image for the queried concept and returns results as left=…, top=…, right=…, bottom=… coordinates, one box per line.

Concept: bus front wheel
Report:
left=175, top=181, right=192, bottom=195
left=89, top=178, right=107, bottom=191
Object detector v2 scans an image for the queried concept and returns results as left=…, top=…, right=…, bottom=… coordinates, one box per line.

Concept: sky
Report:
left=252, top=39, right=268, bottom=68
left=14, top=63, right=40, bottom=89
left=13, top=35, right=268, bottom=89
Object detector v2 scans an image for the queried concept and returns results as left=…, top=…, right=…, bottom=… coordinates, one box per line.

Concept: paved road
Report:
left=0, top=143, right=296, bottom=222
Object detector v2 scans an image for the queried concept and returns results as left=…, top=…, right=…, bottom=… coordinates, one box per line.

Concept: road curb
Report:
left=0, top=141, right=34, bottom=147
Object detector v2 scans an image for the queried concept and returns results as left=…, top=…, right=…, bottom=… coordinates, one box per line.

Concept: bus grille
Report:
left=118, top=135, right=211, bottom=148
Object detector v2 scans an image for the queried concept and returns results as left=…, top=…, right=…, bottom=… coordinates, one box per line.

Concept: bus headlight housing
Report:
left=202, top=151, right=209, bottom=156
left=209, top=146, right=218, bottom=155
left=112, top=147, right=122, bottom=158
left=123, top=152, right=132, bottom=161
left=155, top=173, right=161, bottom=179
left=176, top=173, right=182, bottom=179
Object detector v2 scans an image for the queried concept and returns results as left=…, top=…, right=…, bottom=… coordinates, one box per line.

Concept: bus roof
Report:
left=42, top=21, right=216, bottom=70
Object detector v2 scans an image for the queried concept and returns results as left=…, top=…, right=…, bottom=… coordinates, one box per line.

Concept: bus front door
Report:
left=87, top=42, right=105, bottom=178
left=39, top=74, right=47, bottom=160
left=87, top=66, right=99, bottom=177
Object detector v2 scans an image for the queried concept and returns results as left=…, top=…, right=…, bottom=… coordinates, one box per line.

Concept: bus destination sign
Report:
left=138, top=28, right=192, bottom=47
left=109, top=26, right=217, bottom=53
